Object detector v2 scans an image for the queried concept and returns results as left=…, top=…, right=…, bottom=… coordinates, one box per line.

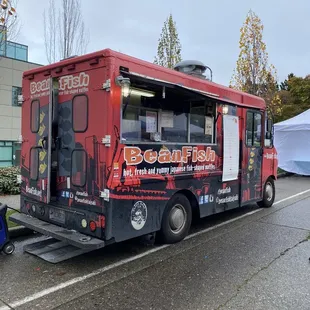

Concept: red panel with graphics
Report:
left=18, top=49, right=277, bottom=244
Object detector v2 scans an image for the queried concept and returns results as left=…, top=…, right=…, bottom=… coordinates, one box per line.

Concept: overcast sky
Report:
left=16, top=0, right=310, bottom=86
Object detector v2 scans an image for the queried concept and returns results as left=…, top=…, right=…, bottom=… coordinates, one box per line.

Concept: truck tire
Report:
left=3, top=242, right=15, bottom=255
left=158, top=193, right=192, bottom=244
left=257, top=177, right=275, bottom=208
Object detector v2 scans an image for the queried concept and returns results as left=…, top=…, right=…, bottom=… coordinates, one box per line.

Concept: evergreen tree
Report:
left=154, top=14, right=182, bottom=69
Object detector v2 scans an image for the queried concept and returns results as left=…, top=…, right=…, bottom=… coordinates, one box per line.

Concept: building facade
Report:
left=0, top=40, right=42, bottom=167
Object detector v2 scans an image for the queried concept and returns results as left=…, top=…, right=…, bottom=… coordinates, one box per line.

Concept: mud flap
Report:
left=23, top=238, right=92, bottom=263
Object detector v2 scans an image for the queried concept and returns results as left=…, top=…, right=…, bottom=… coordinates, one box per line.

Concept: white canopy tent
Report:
left=274, top=108, right=310, bottom=175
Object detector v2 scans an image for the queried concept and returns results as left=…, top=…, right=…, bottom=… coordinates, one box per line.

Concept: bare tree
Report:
left=44, top=0, right=89, bottom=64
left=0, top=0, right=20, bottom=54
left=43, top=0, right=57, bottom=64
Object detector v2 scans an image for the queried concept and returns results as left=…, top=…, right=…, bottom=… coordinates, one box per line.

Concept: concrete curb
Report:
left=277, top=172, right=294, bottom=178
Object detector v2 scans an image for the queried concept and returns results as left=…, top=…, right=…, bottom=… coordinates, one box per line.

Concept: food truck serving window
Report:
left=190, top=101, right=214, bottom=144
left=121, top=82, right=217, bottom=144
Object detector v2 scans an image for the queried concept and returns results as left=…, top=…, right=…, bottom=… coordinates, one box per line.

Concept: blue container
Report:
left=0, top=203, right=15, bottom=255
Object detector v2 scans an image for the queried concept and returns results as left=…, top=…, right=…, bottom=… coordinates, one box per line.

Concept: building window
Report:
left=0, top=25, right=6, bottom=56
left=12, top=86, right=22, bottom=106
left=0, top=141, right=20, bottom=167
left=5, top=41, right=28, bottom=61
left=0, top=141, right=13, bottom=167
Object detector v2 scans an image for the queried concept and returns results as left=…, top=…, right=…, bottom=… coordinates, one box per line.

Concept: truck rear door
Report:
left=53, top=73, right=91, bottom=207
left=48, top=72, right=98, bottom=209
left=27, top=69, right=103, bottom=211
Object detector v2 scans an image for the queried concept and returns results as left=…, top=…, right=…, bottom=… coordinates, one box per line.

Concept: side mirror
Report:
left=266, top=131, right=272, bottom=140
left=267, top=119, right=273, bottom=132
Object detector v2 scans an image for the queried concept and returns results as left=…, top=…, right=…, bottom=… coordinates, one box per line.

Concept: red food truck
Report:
left=11, top=49, right=278, bottom=258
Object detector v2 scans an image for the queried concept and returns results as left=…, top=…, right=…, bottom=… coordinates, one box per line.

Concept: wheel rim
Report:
left=4, top=244, right=14, bottom=254
left=169, top=204, right=187, bottom=234
left=265, top=182, right=273, bottom=201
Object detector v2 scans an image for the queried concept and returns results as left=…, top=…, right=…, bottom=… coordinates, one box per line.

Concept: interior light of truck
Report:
left=123, top=84, right=130, bottom=97
left=222, top=104, right=229, bottom=114
left=81, top=219, right=87, bottom=228
left=115, top=76, right=131, bottom=97
left=130, top=88, right=155, bottom=97
left=89, top=221, right=96, bottom=232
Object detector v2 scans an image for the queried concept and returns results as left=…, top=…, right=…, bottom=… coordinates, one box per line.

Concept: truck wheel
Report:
left=158, top=193, right=192, bottom=244
left=257, top=178, right=275, bottom=208
left=3, top=242, right=15, bottom=255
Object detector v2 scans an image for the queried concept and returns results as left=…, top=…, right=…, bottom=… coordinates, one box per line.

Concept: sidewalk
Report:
left=0, top=194, right=20, bottom=211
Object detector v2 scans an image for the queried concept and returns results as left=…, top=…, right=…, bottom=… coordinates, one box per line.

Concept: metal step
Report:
left=24, top=238, right=93, bottom=263
left=10, top=212, right=105, bottom=250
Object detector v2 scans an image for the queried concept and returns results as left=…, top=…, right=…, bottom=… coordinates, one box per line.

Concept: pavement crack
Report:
left=216, top=238, right=309, bottom=310
left=258, top=220, right=310, bottom=232
left=0, top=298, right=14, bottom=310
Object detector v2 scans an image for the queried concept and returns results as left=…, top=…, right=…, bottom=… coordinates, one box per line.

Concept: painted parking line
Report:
left=1, top=188, right=310, bottom=310
left=273, top=189, right=310, bottom=206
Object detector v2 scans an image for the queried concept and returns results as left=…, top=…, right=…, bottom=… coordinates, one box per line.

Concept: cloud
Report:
left=14, top=0, right=310, bottom=85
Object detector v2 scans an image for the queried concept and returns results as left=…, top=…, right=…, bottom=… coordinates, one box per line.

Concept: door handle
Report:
left=41, top=136, right=48, bottom=150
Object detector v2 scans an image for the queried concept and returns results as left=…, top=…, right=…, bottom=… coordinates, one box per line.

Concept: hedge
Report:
left=0, top=166, right=21, bottom=195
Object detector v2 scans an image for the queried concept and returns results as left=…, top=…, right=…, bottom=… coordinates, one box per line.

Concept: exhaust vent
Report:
left=174, top=60, right=212, bottom=81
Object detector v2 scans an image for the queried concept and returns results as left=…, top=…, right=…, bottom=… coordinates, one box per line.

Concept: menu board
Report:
left=222, top=114, right=240, bottom=182
left=161, top=111, right=174, bottom=128
left=146, top=111, right=157, bottom=133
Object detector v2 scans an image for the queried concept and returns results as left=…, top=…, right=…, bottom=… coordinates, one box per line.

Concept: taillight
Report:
left=89, top=221, right=96, bottom=232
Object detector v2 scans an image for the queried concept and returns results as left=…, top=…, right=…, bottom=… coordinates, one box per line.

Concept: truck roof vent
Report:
left=173, top=60, right=212, bottom=81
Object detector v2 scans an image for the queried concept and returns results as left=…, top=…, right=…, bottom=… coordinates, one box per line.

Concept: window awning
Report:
left=120, top=70, right=220, bottom=101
